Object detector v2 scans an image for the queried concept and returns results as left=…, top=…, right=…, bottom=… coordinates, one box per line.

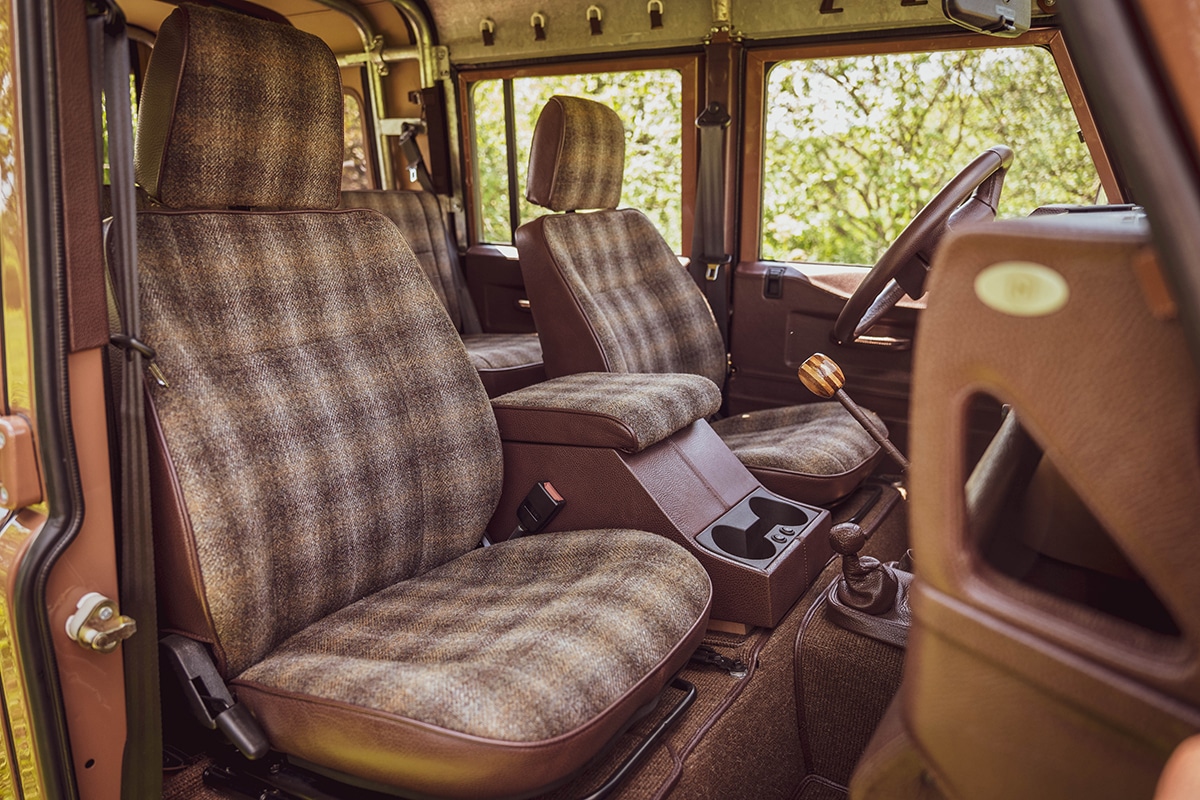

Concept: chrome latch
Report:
left=65, top=592, right=137, bottom=653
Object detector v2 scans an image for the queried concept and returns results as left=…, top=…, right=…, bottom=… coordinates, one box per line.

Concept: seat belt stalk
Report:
left=509, top=481, right=565, bottom=540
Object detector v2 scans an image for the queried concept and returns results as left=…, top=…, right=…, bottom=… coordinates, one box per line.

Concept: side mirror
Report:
left=941, top=0, right=1031, bottom=37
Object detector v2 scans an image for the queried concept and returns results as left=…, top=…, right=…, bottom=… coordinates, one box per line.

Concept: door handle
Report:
left=832, top=332, right=911, bottom=351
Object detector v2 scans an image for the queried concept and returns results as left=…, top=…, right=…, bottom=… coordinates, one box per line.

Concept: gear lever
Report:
left=829, top=522, right=899, bottom=615
left=798, top=353, right=909, bottom=471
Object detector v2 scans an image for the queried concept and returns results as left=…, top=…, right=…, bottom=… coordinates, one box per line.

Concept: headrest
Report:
left=134, top=5, right=343, bottom=210
left=525, top=96, right=625, bottom=212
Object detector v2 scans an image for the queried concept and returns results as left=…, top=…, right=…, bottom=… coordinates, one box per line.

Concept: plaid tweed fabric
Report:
left=461, top=332, right=543, bottom=370
left=236, top=530, right=711, bottom=741
left=138, top=209, right=502, bottom=675
left=136, top=6, right=342, bottom=210
left=339, top=191, right=465, bottom=329
left=532, top=96, right=625, bottom=211
left=492, top=372, right=721, bottom=452
left=711, top=403, right=884, bottom=476
left=542, top=209, right=728, bottom=388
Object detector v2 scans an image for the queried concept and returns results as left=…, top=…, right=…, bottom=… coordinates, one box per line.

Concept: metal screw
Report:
left=0, top=485, right=10, bottom=505
left=97, top=606, right=114, bottom=622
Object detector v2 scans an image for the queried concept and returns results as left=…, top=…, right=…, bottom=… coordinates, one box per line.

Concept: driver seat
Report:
left=515, top=95, right=884, bottom=504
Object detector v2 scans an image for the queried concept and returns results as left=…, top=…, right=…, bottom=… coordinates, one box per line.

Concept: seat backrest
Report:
left=515, top=96, right=726, bottom=387
left=339, top=189, right=478, bottom=333
left=133, top=6, right=502, bottom=676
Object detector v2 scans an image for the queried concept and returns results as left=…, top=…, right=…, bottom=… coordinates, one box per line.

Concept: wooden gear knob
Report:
left=798, top=353, right=845, bottom=398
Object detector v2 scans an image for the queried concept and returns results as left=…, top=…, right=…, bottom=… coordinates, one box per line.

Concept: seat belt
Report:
left=689, top=101, right=732, bottom=353
left=397, top=122, right=482, bottom=334
left=397, top=121, right=435, bottom=193
left=89, top=5, right=163, bottom=799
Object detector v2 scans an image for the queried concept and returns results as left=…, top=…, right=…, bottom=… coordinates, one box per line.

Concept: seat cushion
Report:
left=711, top=403, right=884, bottom=504
left=463, top=332, right=546, bottom=397
left=462, top=331, right=543, bottom=371
left=233, top=530, right=711, bottom=798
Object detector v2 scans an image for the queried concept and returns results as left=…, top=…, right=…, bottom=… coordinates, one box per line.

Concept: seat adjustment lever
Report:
left=161, top=634, right=269, bottom=759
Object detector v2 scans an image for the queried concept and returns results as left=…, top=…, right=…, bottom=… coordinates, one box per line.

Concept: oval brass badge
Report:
left=974, top=261, right=1069, bottom=317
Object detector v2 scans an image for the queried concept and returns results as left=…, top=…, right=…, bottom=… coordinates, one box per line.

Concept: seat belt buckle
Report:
left=511, top=481, right=565, bottom=539
left=705, top=255, right=732, bottom=281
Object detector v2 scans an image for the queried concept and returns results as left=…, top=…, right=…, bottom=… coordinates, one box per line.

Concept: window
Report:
left=470, top=68, right=685, bottom=251
left=101, top=74, right=139, bottom=185
left=760, top=46, right=1103, bottom=265
left=341, top=89, right=371, bottom=191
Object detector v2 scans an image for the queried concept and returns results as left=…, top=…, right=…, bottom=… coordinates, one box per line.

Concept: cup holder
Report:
left=748, top=496, right=809, bottom=529
left=712, top=524, right=777, bottom=560
left=698, top=491, right=815, bottom=566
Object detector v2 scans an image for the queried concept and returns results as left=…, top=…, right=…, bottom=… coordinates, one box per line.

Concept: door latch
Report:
left=65, top=592, right=137, bottom=653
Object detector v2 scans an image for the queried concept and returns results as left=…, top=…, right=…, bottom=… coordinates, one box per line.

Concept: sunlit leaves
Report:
left=762, top=47, right=1102, bottom=265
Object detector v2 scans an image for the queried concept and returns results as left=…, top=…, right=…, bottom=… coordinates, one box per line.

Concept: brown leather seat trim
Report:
left=147, top=388, right=228, bottom=671
left=745, top=449, right=883, bottom=506
left=475, top=362, right=547, bottom=398
left=231, top=589, right=711, bottom=799
left=492, top=405, right=663, bottom=452
left=515, top=215, right=613, bottom=378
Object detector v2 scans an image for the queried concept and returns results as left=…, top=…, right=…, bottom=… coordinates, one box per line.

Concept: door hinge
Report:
left=0, top=416, right=41, bottom=511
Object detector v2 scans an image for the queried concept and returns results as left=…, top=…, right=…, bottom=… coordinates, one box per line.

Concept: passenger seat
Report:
left=340, top=190, right=545, bottom=396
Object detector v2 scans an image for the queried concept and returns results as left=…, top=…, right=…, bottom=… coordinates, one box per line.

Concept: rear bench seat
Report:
left=341, top=190, right=545, bottom=396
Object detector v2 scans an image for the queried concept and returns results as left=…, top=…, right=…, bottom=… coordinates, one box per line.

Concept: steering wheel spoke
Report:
left=833, top=145, right=1014, bottom=345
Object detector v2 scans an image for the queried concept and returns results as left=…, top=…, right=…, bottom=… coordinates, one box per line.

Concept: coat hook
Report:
left=480, top=18, right=495, bottom=46
left=587, top=5, right=603, bottom=35
left=648, top=0, right=664, bottom=28
left=531, top=12, right=547, bottom=40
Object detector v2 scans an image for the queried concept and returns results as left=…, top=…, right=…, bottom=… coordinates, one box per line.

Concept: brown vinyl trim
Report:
left=738, top=27, right=1119, bottom=263
left=457, top=55, right=700, bottom=249
left=231, top=584, right=712, bottom=798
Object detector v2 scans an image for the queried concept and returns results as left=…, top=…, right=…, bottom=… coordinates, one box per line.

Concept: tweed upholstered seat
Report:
left=340, top=189, right=545, bottom=396
left=515, top=95, right=884, bottom=504
left=132, top=9, right=710, bottom=798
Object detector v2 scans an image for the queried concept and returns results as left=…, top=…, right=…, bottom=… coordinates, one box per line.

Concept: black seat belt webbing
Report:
left=398, top=122, right=482, bottom=335
left=90, top=4, right=163, bottom=798
left=397, top=122, right=436, bottom=193
left=689, top=101, right=732, bottom=356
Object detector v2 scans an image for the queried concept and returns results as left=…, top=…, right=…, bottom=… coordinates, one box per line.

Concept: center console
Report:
left=488, top=373, right=832, bottom=627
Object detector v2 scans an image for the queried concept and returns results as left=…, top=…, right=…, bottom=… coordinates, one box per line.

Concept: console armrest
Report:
left=491, top=372, right=721, bottom=453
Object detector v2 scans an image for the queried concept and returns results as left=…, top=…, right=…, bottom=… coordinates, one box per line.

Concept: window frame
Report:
left=457, top=55, right=701, bottom=248
left=740, top=28, right=1122, bottom=265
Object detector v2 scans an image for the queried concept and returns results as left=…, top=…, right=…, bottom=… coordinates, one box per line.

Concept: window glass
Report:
left=473, top=69, right=683, bottom=250
left=472, top=79, right=510, bottom=245
left=761, top=47, right=1103, bottom=265
left=341, top=90, right=371, bottom=191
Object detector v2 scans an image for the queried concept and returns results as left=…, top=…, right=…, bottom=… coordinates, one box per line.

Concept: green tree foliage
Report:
left=762, top=46, right=1102, bottom=265
left=341, top=90, right=371, bottom=191
left=473, top=70, right=683, bottom=250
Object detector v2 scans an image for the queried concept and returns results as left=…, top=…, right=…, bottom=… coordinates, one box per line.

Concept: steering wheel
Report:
left=832, top=145, right=1015, bottom=345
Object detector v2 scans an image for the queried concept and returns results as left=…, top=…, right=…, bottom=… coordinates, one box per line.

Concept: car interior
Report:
left=1, top=0, right=1198, bottom=798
